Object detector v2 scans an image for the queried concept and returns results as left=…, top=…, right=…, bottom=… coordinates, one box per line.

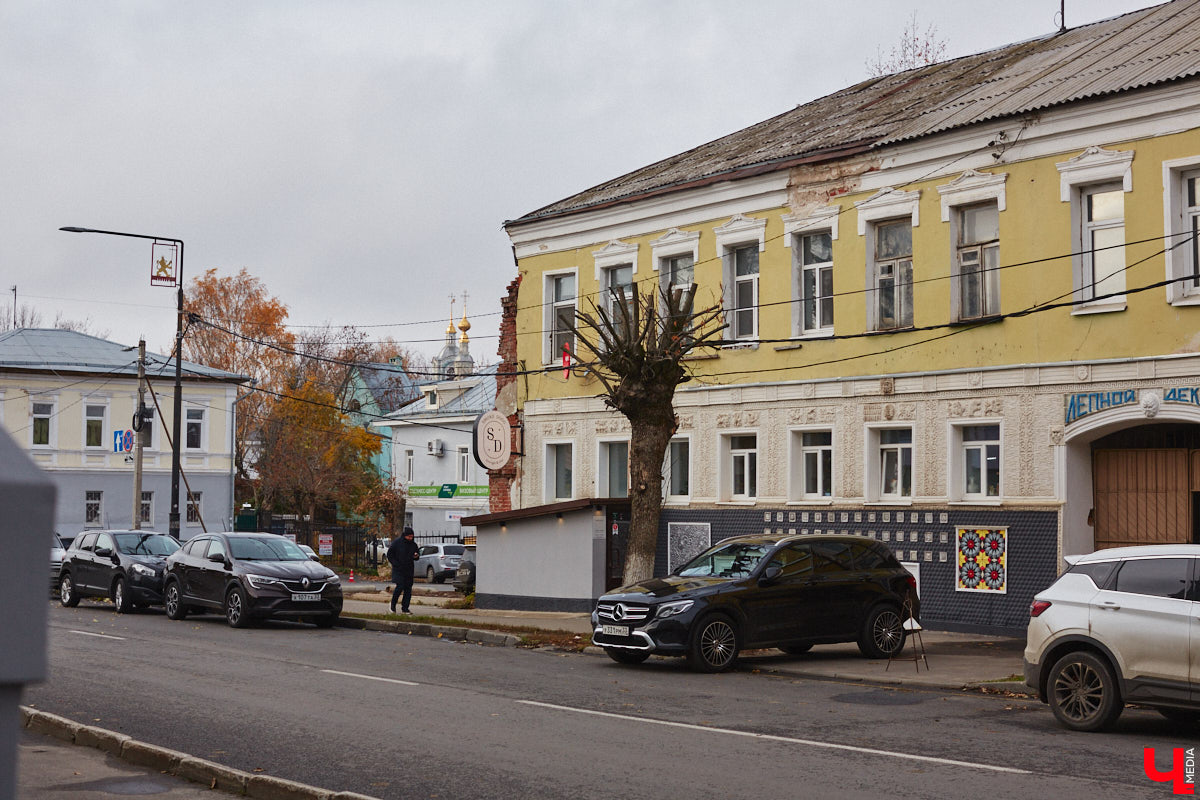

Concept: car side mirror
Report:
left=759, top=565, right=782, bottom=586
left=95, top=547, right=112, bottom=558
left=310, top=555, right=320, bottom=562
left=207, top=553, right=227, bottom=565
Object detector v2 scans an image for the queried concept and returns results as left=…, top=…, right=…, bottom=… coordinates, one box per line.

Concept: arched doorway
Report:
left=1091, top=423, right=1200, bottom=549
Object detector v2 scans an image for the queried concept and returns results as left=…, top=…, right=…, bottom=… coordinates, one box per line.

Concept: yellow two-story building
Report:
left=500, top=0, right=1200, bottom=631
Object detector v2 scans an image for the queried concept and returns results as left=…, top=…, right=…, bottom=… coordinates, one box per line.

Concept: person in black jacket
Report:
left=387, top=527, right=420, bottom=614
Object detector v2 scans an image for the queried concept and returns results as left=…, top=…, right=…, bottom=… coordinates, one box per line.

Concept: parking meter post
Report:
left=0, top=428, right=55, bottom=799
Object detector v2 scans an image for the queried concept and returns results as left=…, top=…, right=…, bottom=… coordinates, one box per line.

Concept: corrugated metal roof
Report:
left=509, top=0, right=1200, bottom=226
left=0, top=328, right=247, bottom=382
left=381, top=364, right=497, bottom=421
left=354, top=362, right=420, bottom=414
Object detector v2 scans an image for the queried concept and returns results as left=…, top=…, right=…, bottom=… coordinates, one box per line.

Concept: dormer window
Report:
left=425, top=390, right=438, bottom=409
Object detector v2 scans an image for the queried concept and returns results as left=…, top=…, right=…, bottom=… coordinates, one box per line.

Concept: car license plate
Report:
left=292, top=592, right=320, bottom=602
left=602, top=624, right=630, bottom=637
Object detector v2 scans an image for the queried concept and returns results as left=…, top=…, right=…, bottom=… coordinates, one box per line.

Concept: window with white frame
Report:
left=872, top=220, right=913, bottom=330
left=1183, top=169, right=1200, bottom=294
left=729, top=434, right=758, bottom=501
left=85, top=490, right=103, bottom=526
left=84, top=403, right=106, bottom=449
left=662, top=253, right=694, bottom=299
left=1056, top=146, right=1133, bottom=312
left=715, top=215, right=766, bottom=342
left=938, top=170, right=1007, bottom=322
left=960, top=424, right=1001, bottom=500
left=187, top=491, right=202, bottom=524
left=140, top=491, right=153, bottom=524
left=730, top=244, right=759, bottom=339
left=603, top=264, right=634, bottom=333
left=405, top=449, right=414, bottom=483
left=956, top=203, right=1000, bottom=319
left=457, top=446, right=470, bottom=483
left=1164, top=159, right=1200, bottom=304
left=877, top=428, right=913, bottom=500
left=546, top=442, right=573, bottom=501
left=651, top=228, right=699, bottom=302
left=185, top=407, right=206, bottom=450
left=800, top=232, right=834, bottom=333
left=666, top=438, right=690, bottom=500
left=1080, top=183, right=1126, bottom=304
left=545, top=272, right=576, bottom=363
left=791, top=429, right=833, bottom=500
left=599, top=440, right=629, bottom=498
left=31, top=401, right=54, bottom=447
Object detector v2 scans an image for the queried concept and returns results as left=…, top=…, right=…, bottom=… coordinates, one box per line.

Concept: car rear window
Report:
left=444, top=545, right=465, bottom=556
left=1065, top=560, right=1118, bottom=588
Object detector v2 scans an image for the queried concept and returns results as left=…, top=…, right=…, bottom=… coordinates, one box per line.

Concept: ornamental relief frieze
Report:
left=594, top=417, right=630, bottom=434
left=716, top=411, right=760, bottom=428
left=946, top=398, right=1003, bottom=418
left=675, top=414, right=694, bottom=430
left=862, top=403, right=916, bottom=422
left=788, top=406, right=837, bottom=425
left=541, top=421, right=578, bottom=436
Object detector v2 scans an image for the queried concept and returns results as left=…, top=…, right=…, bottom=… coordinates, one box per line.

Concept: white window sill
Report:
left=786, top=499, right=834, bottom=506
left=949, top=499, right=1003, bottom=506
left=721, top=341, right=758, bottom=351
left=664, top=497, right=691, bottom=505
left=865, top=499, right=914, bottom=506
left=1169, top=293, right=1200, bottom=307
left=1071, top=299, right=1126, bottom=316
left=716, top=500, right=757, bottom=506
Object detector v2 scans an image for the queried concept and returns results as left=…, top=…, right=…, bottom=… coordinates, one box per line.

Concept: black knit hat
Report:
left=402, top=527, right=415, bottom=537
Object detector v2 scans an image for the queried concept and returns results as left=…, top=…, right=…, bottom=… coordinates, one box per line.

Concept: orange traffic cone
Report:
left=348, top=570, right=355, bottom=582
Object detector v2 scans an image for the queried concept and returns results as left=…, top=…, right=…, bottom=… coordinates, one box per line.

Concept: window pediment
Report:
left=855, top=188, right=921, bottom=235
left=937, top=170, right=1007, bottom=221
left=1056, top=146, right=1133, bottom=201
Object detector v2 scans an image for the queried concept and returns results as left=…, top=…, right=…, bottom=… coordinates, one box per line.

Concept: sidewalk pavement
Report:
left=20, top=585, right=1030, bottom=799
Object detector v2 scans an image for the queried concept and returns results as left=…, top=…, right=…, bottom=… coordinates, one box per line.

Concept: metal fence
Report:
left=262, top=517, right=463, bottom=571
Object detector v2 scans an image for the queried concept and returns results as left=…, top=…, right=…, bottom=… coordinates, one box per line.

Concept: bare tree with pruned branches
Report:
left=569, top=283, right=727, bottom=585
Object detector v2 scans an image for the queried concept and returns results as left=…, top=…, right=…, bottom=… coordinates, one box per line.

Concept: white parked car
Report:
left=364, top=537, right=391, bottom=564
left=415, top=543, right=465, bottom=583
left=1024, top=544, right=1200, bottom=731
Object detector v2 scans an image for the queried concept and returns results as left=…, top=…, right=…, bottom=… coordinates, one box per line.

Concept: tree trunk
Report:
left=622, top=404, right=675, bottom=586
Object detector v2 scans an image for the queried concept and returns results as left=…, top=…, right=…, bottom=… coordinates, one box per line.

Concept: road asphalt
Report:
left=20, top=582, right=1030, bottom=799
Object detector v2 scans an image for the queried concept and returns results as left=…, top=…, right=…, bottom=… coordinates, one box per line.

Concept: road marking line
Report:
left=517, top=700, right=1031, bottom=774
left=68, top=630, right=125, bottom=641
left=320, top=669, right=418, bottom=687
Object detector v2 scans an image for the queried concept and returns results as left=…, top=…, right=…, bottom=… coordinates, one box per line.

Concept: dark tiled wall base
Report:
left=658, top=507, right=1059, bottom=636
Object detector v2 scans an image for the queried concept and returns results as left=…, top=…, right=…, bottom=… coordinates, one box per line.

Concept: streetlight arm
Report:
left=60, top=226, right=183, bottom=248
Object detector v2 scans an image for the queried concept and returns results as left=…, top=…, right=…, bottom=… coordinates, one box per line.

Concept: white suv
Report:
left=1024, top=544, right=1200, bottom=731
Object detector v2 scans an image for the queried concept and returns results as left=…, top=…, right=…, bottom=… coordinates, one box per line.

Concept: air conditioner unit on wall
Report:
left=427, top=439, right=444, bottom=456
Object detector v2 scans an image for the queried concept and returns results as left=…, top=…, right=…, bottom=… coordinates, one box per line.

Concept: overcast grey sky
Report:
left=1, top=0, right=1158, bottom=363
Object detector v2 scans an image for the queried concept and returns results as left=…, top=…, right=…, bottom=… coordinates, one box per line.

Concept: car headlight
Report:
left=324, top=573, right=341, bottom=585
left=245, top=573, right=284, bottom=589
left=130, top=563, right=155, bottom=577
left=656, top=600, right=694, bottom=618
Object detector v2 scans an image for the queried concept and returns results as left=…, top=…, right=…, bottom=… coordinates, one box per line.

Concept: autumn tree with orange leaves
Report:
left=184, top=268, right=295, bottom=502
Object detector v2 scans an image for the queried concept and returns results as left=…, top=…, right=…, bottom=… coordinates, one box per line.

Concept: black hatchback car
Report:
left=58, top=530, right=181, bottom=613
left=163, top=532, right=342, bottom=628
left=592, top=534, right=918, bottom=672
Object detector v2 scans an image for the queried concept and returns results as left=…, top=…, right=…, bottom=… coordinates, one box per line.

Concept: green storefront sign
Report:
left=407, top=484, right=489, bottom=498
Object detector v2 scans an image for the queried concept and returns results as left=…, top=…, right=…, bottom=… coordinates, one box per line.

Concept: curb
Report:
left=337, top=614, right=521, bottom=646
left=19, top=706, right=380, bottom=800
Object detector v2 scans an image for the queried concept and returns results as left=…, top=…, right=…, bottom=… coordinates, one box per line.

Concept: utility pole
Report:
left=131, top=339, right=146, bottom=529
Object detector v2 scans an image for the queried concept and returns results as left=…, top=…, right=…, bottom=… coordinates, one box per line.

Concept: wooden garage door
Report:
left=1092, top=449, right=1190, bottom=550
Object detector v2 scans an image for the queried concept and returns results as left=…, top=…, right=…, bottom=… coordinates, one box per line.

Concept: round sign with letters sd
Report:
left=473, top=409, right=511, bottom=470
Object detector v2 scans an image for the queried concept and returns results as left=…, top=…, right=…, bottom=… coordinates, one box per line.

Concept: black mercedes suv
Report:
left=592, top=533, right=918, bottom=672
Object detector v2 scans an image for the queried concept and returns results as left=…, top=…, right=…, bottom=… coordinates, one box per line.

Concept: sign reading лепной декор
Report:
left=1064, top=387, right=1200, bottom=425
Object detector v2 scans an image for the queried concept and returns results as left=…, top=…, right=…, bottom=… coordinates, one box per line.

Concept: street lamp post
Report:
left=60, top=226, right=185, bottom=540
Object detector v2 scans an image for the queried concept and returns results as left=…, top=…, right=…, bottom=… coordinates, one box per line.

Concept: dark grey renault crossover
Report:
left=163, top=532, right=342, bottom=628
left=592, top=533, right=918, bottom=672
